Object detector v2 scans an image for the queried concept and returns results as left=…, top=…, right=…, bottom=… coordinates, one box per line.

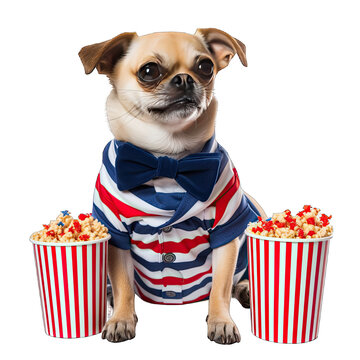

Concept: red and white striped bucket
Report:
left=245, top=232, right=331, bottom=344
left=30, top=235, right=110, bottom=338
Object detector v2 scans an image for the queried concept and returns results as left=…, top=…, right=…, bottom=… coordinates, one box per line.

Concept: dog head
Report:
left=79, top=29, right=247, bottom=153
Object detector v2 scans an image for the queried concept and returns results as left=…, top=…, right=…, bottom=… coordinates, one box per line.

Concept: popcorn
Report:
left=247, top=205, right=333, bottom=239
left=31, top=211, right=108, bottom=243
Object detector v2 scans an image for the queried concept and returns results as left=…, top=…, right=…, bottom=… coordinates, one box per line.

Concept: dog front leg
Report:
left=102, top=245, right=137, bottom=342
left=207, top=238, right=241, bottom=344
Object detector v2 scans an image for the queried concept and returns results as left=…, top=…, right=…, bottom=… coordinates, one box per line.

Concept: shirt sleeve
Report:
left=92, top=172, right=131, bottom=250
left=208, top=168, right=260, bottom=249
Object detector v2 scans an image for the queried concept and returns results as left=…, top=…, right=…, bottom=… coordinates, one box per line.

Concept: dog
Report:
left=79, top=28, right=266, bottom=344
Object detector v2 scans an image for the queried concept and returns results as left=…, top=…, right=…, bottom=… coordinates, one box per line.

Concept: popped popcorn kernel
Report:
left=31, top=211, right=108, bottom=243
left=247, top=205, right=333, bottom=239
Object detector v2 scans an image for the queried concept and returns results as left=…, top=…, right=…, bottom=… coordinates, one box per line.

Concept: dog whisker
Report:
left=108, top=105, right=139, bottom=122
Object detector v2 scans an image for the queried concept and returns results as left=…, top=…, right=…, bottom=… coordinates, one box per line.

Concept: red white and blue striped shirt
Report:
left=93, top=135, right=259, bottom=304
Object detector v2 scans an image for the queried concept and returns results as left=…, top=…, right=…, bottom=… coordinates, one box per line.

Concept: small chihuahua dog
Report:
left=79, top=28, right=266, bottom=344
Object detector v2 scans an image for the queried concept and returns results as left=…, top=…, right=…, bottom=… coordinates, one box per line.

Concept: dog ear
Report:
left=195, top=28, right=247, bottom=70
left=78, top=32, right=137, bottom=75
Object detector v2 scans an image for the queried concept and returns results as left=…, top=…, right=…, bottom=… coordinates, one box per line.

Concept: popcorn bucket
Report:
left=30, top=235, right=110, bottom=338
left=245, top=232, right=331, bottom=344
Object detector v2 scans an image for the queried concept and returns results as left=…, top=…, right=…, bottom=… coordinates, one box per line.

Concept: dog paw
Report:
left=101, top=313, right=138, bottom=343
left=233, top=279, right=250, bottom=308
left=207, top=316, right=241, bottom=344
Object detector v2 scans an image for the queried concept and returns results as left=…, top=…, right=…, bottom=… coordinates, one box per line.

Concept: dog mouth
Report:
left=148, top=97, right=199, bottom=114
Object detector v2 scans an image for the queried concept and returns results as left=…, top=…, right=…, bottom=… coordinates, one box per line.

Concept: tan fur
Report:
left=102, top=246, right=137, bottom=342
left=105, top=88, right=217, bottom=157
left=79, top=29, right=264, bottom=344
left=79, top=32, right=137, bottom=75
left=78, top=29, right=248, bottom=156
left=195, top=28, right=248, bottom=69
left=244, top=191, right=267, bottom=219
left=207, top=238, right=241, bottom=343
left=104, top=32, right=219, bottom=154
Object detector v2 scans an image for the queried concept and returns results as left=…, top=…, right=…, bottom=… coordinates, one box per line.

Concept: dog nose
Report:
left=171, top=74, right=194, bottom=90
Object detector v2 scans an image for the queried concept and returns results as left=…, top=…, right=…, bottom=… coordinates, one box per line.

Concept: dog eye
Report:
left=138, top=62, right=161, bottom=82
left=197, top=59, right=214, bottom=77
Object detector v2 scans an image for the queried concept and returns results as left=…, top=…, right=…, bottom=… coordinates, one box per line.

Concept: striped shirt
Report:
left=93, top=135, right=260, bottom=304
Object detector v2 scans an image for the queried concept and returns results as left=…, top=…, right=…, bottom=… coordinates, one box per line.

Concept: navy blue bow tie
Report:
left=115, top=142, right=221, bottom=202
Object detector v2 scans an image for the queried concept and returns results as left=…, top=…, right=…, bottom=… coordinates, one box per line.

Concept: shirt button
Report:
left=162, top=226, right=172, bottom=233
left=165, top=291, right=176, bottom=298
left=163, top=253, right=176, bottom=263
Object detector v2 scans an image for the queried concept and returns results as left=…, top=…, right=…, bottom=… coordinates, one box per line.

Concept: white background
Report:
left=1, top=0, right=359, bottom=358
